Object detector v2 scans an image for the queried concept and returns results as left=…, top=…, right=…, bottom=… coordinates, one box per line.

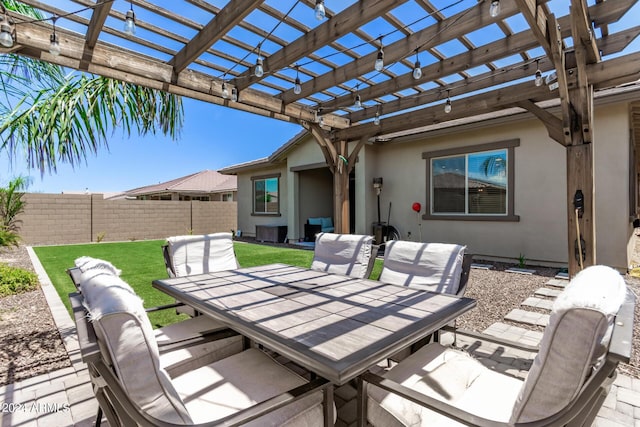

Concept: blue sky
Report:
left=0, top=96, right=301, bottom=193
left=0, top=0, right=638, bottom=193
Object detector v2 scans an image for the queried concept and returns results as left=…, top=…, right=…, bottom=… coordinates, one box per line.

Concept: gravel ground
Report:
left=0, top=242, right=639, bottom=387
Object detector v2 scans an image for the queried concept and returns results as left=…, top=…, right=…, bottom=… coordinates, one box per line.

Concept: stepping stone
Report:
left=504, top=309, right=550, bottom=327
left=471, top=263, right=494, bottom=270
left=534, top=287, right=562, bottom=298
left=505, top=267, right=537, bottom=275
left=555, top=271, right=569, bottom=280
left=546, top=278, right=568, bottom=289
left=483, top=322, right=543, bottom=347
left=521, top=297, right=554, bottom=311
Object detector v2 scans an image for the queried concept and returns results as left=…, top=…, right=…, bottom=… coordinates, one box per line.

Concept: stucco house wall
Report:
left=223, top=93, right=637, bottom=270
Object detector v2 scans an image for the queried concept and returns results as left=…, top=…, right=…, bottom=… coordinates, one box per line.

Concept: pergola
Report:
left=1, top=0, right=639, bottom=275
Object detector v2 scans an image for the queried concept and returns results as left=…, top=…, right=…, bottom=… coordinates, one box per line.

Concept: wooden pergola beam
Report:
left=233, top=0, right=408, bottom=92
left=571, top=0, right=601, bottom=64
left=332, top=50, right=640, bottom=141
left=515, top=0, right=553, bottom=59
left=280, top=0, right=522, bottom=104
left=169, top=0, right=261, bottom=76
left=84, top=0, right=112, bottom=50
left=517, top=100, right=565, bottom=144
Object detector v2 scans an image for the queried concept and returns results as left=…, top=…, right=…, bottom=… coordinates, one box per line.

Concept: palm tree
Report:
left=0, top=175, right=28, bottom=246
left=0, top=0, right=184, bottom=175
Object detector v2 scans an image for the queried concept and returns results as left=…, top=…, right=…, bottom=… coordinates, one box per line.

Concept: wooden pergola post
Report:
left=304, top=122, right=369, bottom=234
left=516, top=3, right=599, bottom=277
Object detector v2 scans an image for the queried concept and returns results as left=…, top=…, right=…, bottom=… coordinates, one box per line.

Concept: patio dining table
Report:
left=152, top=263, right=476, bottom=387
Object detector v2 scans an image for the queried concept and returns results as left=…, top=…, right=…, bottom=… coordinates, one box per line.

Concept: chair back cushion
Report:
left=379, top=241, right=466, bottom=294
left=311, top=232, right=374, bottom=279
left=81, top=267, right=193, bottom=424
left=510, top=265, right=627, bottom=424
left=75, top=256, right=121, bottom=276
left=167, top=232, right=239, bottom=276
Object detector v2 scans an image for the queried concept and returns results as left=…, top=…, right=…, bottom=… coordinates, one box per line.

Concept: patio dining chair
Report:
left=360, top=265, right=634, bottom=427
left=378, top=240, right=471, bottom=361
left=311, top=232, right=378, bottom=279
left=71, top=269, right=333, bottom=427
left=163, top=232, right=240, bottom=316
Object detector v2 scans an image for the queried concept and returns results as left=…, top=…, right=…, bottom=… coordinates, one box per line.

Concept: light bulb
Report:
left=294, top=77, right=302, bottom=94
left=231, top=87, right=238, bottom=102
left=255, top=58, right=264, bottom=77
left=0, top=23, right=13, bottom=48
left=374, top=49, right=384, bottom=72
left=124, top=9, right=136, bottom=35
left=354, top=94, right=362, bottom=108
left=314, top=0, right=326, bottom=21
left=413, top=60, right=422, bottom=79
left=489, top=0, right=500, bottom=18
left=221, top=82, right=229, bottom=99
left=374, top=113, right=380, bottom=126
left=49, top=33, right=60, bottom=56
left=534, top=69, right=543, bottom=87
left=444, top=98, right=452, bottom=114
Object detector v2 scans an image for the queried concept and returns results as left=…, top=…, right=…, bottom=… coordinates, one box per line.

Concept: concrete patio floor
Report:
left=1, top=248, right=638, bottom=426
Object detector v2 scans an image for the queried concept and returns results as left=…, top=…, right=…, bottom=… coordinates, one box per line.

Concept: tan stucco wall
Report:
left=366, top=102, right=632, bottom=269
left=16, top=193, right=237, bottom=245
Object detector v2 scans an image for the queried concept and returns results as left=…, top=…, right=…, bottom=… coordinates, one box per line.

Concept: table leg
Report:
left=357, top=375, right=368, bottom=427
left=323, top=383, right=334, bottom=427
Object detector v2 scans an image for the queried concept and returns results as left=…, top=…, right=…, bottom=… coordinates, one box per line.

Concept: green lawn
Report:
left=34, top=241, right=382, bottom=328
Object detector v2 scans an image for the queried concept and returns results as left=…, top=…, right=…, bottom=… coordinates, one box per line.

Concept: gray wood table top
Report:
left=153, top=263, right=476, bottom=385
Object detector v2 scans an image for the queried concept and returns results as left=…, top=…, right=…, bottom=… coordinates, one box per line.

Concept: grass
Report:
left=33, top=240, right=382, bottom=328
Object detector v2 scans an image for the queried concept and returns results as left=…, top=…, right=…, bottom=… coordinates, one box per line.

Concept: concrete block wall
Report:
left=15, top=194, right=237, bottom=245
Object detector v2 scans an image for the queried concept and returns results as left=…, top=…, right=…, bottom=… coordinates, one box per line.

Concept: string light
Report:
left=354, top=94, right=362, bottom=109
left=412, top=49, right=422, bottom=80
left=314, top=0, right=326, bottom=21
left=231, top=87, right=238, bottom=102
left=124, top=1, right=135, bottom=36
left=444, top=90, right=452, bottom=113
left=374, top=40, right=384, bottom=72
left=221, top=81, right=229, bottom=99
left=374, top=105, right=381, bottom=125
left=49, top=16, right=60, bottom=56
left=489, top=0, right=500, bottom=18
left=0, top=6, right=14, bottom=48
left=294, top=65, right=302, bottom=94
left=534, top=60, right=543, bottom=86
left=254, top=45, right=264, bottom=77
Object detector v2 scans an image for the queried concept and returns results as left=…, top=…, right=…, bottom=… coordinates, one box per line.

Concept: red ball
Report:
left=412, top=202, right=421, bottom=212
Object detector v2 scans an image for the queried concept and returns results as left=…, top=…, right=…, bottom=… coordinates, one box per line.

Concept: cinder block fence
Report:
left=15, top=194, right=237, bottom=245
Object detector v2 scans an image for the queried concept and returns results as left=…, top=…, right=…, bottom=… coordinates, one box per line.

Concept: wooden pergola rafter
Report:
left=2, top=0, right=640, bottom=275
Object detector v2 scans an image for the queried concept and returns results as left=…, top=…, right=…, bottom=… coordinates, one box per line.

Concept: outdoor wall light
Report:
left=314, top=0, right=326, bottom=21
left=124, top=1, right=136, bottom=36
left=373, top=177, right=383, bottom=195
left=489, top=0, right=500, bottom=18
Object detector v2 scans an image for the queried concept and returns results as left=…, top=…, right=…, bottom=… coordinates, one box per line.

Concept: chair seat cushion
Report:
left=172, top=348, right=325, bottom=426
left=368, top=343, right=523, bottom=427
left=157, top=316, right=243, bottom=377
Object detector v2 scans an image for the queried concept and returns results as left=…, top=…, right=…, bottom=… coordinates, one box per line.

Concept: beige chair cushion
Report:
left=510, top=265, right=627, bottom=424
left=167, top=232, right=239, bottom=276
left=379, top=241, right=466, bottom=294
left=173, top=348, right=326, bottom=426
left=156, top=316, right=243, bottom=378
left=311, top=232, right=374, bottom=278
left=368, top=343, right=523, bottom=427
left=82, top=272, right=193, bottom=424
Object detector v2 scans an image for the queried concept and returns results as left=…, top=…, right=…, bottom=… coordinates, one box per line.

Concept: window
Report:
left=222, top=192, right=234, bottom=202
left=252, top=174, right=280, bottom=215
left=423, top=140, right=519, bottom=221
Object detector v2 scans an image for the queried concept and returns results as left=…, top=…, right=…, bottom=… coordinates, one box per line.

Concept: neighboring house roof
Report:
left=125, top=170, right=237, bottom=196
left=219, top=82, right=640, bottom=175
